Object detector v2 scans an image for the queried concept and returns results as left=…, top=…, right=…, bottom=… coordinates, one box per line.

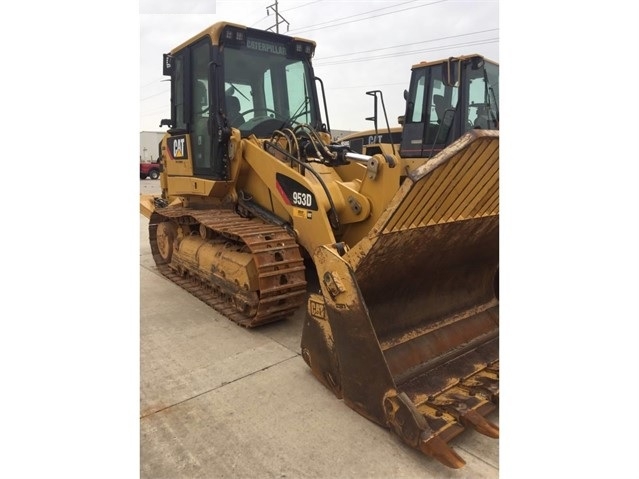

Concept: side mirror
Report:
left=163, top=54, right=174, bottom=76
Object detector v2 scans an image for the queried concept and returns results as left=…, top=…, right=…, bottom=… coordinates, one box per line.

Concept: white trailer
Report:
left=140, top=131, right=165, bottom=163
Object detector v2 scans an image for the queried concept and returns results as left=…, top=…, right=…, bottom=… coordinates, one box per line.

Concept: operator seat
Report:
left=195, top=81, right=208, bottom=115
left=431, top=94, right=453, bottom=143
left=226, top=95, right=245, bottom=126
left=433, top=94, right=451, bottom=124
left=474, top=104, right=491, bottom=129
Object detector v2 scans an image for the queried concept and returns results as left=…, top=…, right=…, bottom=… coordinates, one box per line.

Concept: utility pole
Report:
left=266, top=0, right=289, bottom=33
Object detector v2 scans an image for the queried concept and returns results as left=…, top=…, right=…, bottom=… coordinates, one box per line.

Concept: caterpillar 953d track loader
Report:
left=140, top=22, right=499, bottom=469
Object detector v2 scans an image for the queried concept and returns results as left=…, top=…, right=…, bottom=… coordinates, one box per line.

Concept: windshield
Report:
left=223, top=42, right=318, bottom=136
left=465, top=61, right=499, bottom=130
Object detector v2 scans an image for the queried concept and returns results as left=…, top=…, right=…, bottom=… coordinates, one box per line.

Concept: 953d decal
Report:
left=275, top=173, right=318, bottom=211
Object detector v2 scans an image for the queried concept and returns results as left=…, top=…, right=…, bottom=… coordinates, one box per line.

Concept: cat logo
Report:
left=173, top=138, right=184, bottom=157
left=309, top=299, right=326, bottom=320
left=168, top=136, right=188, bottom=159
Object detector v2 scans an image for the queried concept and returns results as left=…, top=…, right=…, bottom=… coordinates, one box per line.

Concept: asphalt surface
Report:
left=140, top=179, right=499, bottom=478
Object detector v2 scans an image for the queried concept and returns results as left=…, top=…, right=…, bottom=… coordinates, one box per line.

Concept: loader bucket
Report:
left=301, top=130, right=499, bottom=469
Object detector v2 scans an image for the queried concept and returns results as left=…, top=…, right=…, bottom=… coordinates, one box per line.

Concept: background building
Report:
left=140, top=131, right=165, bottom=163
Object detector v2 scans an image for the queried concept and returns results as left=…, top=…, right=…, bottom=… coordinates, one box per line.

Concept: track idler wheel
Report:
left=156, top=221, right=177, bottom=263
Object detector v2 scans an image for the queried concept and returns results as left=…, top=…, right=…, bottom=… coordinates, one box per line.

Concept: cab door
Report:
left=166, top=38, right=228, bottom=180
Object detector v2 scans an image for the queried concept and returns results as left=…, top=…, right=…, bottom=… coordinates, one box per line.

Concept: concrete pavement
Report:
left=140, top=179, right=499, bottom=478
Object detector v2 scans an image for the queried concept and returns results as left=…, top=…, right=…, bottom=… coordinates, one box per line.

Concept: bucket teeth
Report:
left=480, top=382, right=499, bottom=403
left=419, top=434, right=466, bottom=469
left=461, top=409, right=499, bottom=438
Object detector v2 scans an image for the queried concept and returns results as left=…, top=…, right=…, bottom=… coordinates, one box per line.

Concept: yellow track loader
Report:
left=140, top=22, right=499, bottom=468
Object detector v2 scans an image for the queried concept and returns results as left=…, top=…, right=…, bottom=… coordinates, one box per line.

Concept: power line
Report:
left=141, top=106, right=170, bottom=118
left=328, top=81, right=407, bottom=91
left=140, top=78, right=166, bottom=89
left=314, top=28, right=498, bottom=61
left=288, top=0, right=420, bottom=33
left=252, top=0, right=322, bottom=29
left=250, top=15, right=269, bottom=27
left=315, top=38, right=498, bottom=67
left=289, top=0, right=445, bottom=34
left=140, top=90, right=169, bottom=102
left=282, top=0, right=322, bottom=12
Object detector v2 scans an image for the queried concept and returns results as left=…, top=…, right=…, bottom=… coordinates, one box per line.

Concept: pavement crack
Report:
left=457, top=443, right=498, bottom=469
left=140, top=354, right=298, bottom=420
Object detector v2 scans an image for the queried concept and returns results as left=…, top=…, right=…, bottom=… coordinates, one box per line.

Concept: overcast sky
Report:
left=140, top=0, right=499, bottom=134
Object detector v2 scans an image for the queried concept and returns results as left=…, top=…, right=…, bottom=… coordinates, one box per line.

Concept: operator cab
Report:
left=399, top=55, right=499, bottom=158
left=161, top=22, right=324, bottom=180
